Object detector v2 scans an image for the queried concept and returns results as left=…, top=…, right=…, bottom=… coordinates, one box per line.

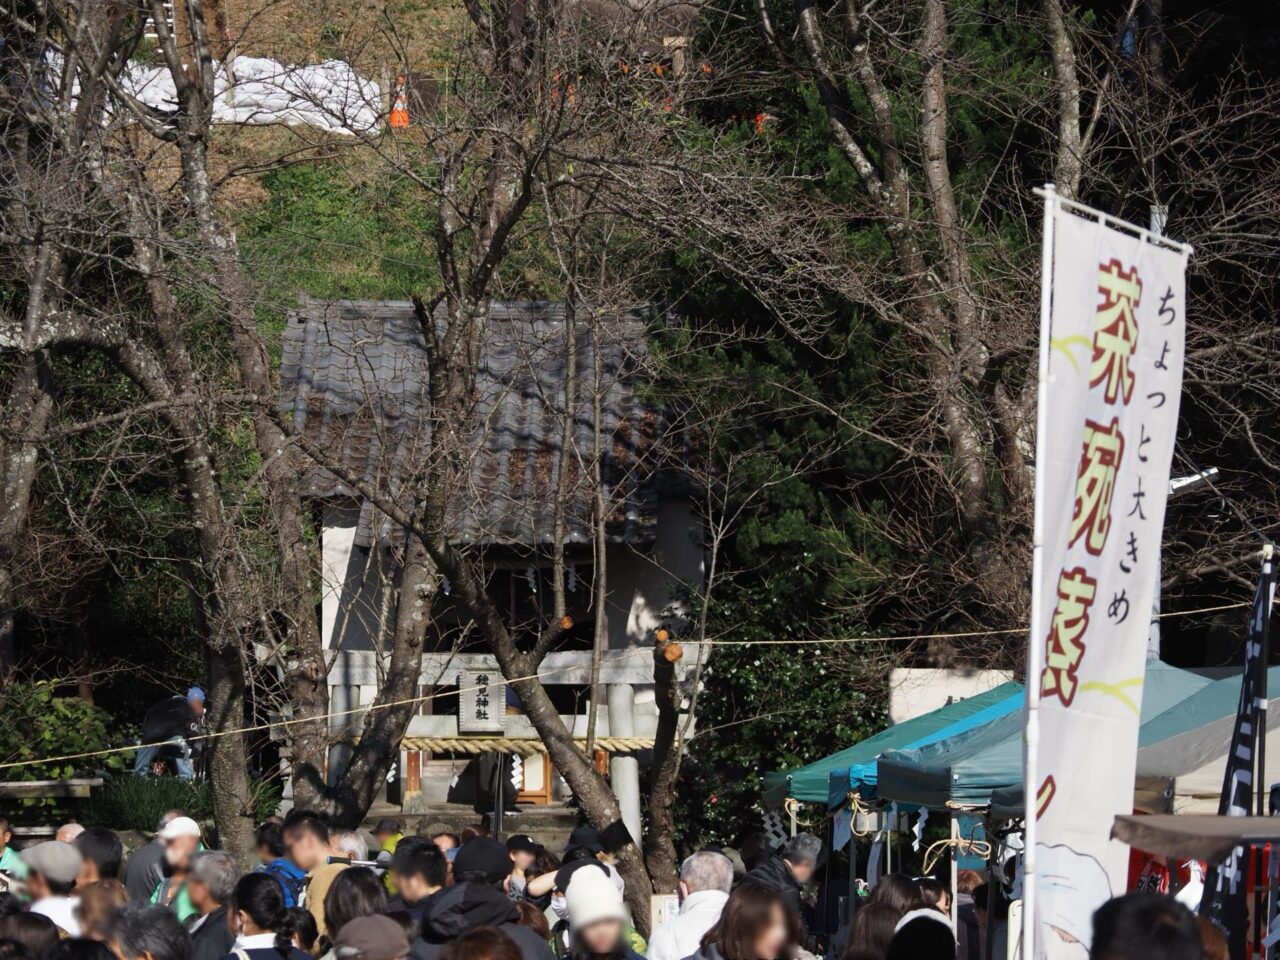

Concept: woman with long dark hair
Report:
left=692, top=881, right=802, bottom=960
left=223, top=872, right=310, bottom=960
left=839, top=902, right=898, bottom=960
left=317, top=867, right=390, bottom=960
left=865, top=875, right=919, bottom=918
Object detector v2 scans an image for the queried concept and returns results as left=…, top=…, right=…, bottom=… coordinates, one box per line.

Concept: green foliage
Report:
left=0, top=681, right=127, bottom=812
left=674, top=627, right=886, bottom=847
left=661, top=0, right=1056, bottom=842
left=240, top=162, right=442, bottom=305
left=84, top=775, right=282, bottom=833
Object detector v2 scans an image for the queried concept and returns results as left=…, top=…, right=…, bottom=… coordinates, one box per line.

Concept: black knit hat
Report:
left=454, top=836, right=512, bottom=884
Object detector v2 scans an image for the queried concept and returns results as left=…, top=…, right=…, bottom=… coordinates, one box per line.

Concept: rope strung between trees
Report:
left=399, top=736, right=655, bottom=754
left=0, top=597, right=1252, bottom=773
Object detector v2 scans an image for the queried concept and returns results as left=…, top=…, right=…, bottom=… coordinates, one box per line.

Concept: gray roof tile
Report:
left=279, top=297, right=662, bottom=547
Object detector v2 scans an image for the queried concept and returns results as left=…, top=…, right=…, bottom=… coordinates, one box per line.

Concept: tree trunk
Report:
left=644, top=646, right=681, bottom=894
left=0, top=353, right=54, bottom=670
left=302, top=537, right=436, bottom=825
left=207, top=643, right=255, bottom=864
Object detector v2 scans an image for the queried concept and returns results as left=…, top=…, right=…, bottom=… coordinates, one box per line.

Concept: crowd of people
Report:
left=0, top=812, right=1235, bottom=960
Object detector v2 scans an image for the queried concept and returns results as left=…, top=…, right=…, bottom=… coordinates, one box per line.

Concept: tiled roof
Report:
left=279, top=298, right=663, bottom=547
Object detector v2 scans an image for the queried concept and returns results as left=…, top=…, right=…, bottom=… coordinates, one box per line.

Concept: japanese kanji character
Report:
left=1159, top=286, right=1178, bottom=327
left=1156, top=340, right=1171, bottom=371
left=1108, top=590, right=1130, bottom=623
left=1092, top=259, right=1142, bottom=404
left=1041, top=566, right=1097, bottom=706
left=1119, top=531, right=1139, bottom=574
left=1071, top=418, right=1125, bottom=555
left=1128, top=477, right=1147, bottom=521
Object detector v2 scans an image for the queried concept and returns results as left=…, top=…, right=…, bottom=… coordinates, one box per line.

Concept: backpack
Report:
left=261, top=859, right=306, bottom=908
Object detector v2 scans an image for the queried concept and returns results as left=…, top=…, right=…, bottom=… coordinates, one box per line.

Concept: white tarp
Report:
left=118, top=56, right=381, bottom=133
left=1030, top=198, right=1189, bottom=958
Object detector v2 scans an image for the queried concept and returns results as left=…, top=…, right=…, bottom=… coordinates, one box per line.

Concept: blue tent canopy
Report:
left=762, top=682, right=1023, bottom=807
left=823, top=684, right=1026, bottom=808
left=878, top=662, right=1212, bottom=811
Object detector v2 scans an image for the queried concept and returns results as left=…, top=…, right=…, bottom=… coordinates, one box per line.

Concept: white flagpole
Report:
left=1023, top=183, right=1057, bottom=960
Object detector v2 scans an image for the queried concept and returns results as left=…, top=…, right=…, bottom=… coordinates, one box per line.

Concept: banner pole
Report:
left=1023, top=183, right=1057, bottom=960
left=1258, top=546, right=1276, bottom=958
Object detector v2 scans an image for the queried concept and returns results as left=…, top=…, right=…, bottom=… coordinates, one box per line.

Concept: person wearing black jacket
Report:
left=134, top=688, right=206, bottom=779
left=388, top=839, right=448, bottom=926
left=187, top=851, right=237, bottom=960
left=745, top=833, right=823, bottom=932
left=416, top=838, right=553, bottom=960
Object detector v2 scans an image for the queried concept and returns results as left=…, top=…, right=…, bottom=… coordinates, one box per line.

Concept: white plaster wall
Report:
left=321, top=502, right=392, bottom=659
left=320, top=502, right=360, bottom=651
left=887, top=668, right=1015, bottom=724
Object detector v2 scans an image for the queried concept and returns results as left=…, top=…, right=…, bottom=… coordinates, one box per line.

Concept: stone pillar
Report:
left=607, top=683, right=642, bottom=847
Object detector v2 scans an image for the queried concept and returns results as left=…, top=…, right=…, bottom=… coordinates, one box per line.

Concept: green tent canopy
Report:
left=877, top=662, right=1212, bottom=811
left=762, top=681, right=1023, bottom=807
left=1136, top=666, right=1280, bottom=779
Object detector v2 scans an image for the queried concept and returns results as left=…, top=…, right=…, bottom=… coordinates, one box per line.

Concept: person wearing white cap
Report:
left=150, top=815, right=203, bottom=922
left=563, top=866, right=643, bottom=960
left=22, top=840, right=84, bottom=935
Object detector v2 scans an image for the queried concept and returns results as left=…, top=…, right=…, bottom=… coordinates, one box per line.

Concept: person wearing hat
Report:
left=134, top=686, right=206, bottom=779
left=334, top=914, right=411, bottom=960
left=561, top=865, right=643, bottom=960
left=22, top=840, right=84, bottom=935
left=545, top=861, right=644, bottom=960
left=126, top=810, right=187, bottom=903
left=505, top=836, right=540, bottom=903
left=745, top=832, right=822, bottom=932
left=563, top=828, right=602, bottom=858
left=415, top=837, right=552, bottom=960
left=150, top=815, right=204, bottom=922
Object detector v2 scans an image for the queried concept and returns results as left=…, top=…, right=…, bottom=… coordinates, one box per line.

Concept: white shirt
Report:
left=235, top=934, right=280, bottom=950
left=647, top=890, right=729, bottom=960
left=30, top=896, right=81, bottom=936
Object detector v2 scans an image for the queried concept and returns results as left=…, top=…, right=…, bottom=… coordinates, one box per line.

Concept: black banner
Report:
left=1200, top=560, right=1274, bottom=960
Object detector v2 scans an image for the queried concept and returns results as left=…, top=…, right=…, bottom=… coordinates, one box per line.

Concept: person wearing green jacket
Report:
left=149, top=815, right=204, bottom=922
left=373, top=818, right=404, bottom=895
left=0, top=817, right=27, bottom=882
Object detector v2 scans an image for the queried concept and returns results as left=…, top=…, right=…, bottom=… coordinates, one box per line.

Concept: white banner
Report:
left=1030, top=198, right=1188, bottom=957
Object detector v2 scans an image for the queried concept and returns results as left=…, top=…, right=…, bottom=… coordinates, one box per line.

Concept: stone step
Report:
left=363, top=801, right=581, bottom=851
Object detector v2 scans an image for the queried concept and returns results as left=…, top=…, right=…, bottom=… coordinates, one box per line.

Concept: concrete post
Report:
left=607, top=683, right=642, bottom=847
left=329, top=681, right=350, bottom=785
